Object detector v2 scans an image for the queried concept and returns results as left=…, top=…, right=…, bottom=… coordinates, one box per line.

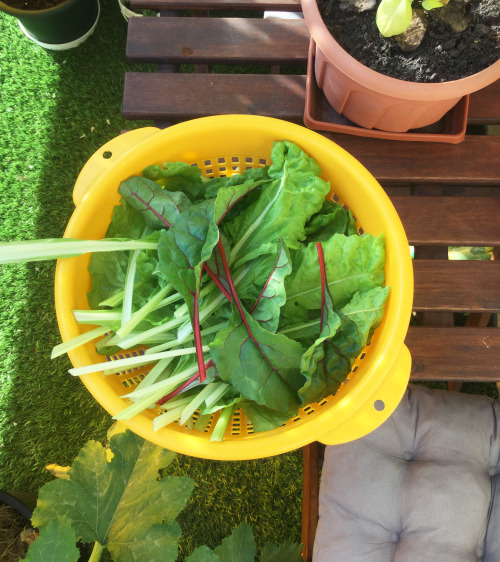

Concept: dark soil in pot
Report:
left=2, top=0, right=68, bottom=9
left=317, top=0, right=500, bottom=82
left=0, top=503, right=36, bottom=561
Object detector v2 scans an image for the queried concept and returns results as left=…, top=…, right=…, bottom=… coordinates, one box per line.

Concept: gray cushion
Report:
left=313, top=384, right=500, bottom=562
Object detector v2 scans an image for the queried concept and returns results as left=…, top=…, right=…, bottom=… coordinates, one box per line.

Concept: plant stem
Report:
left=88, top=542, right=104, bottom=562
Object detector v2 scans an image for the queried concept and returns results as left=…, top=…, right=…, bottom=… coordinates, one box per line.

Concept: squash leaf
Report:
left=24, top=516, right=79, bottom=562
left=186, top=522, right=302, bottom=562
left=31, top=430, right=193, bottom=562
left=260, top=541, right=303, bottom=562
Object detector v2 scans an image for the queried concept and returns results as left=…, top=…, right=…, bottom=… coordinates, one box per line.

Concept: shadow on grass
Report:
left=0, top=0, right=153, bottom=493
left=0, top=1, right=303, bottom=557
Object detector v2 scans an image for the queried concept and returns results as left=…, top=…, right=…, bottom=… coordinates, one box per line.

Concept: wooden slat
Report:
left=328, top=133, right=500, bottom=184
left=391, top=196, right=500, bottom=246
left=126, top=17, right=309, bottom=65
left=407, top=326, right=500, bottom=381
left=301, top=442, right=319, bottom=562
left=123, top=72, right=306, bottom=120
left=124, top=72, right=500, bottom=183
left=468, top=80, right=500, bottom=125
left=131, top=0, right=302, bottom=9
left=413, top=260, right=500, bottom=313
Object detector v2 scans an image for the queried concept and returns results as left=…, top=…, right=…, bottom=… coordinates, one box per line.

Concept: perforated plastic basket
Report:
left=55, top=115, right=413, bottom=460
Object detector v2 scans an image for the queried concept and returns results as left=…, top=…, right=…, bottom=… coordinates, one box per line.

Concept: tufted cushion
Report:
left=313, top=384, right=500, bottom=562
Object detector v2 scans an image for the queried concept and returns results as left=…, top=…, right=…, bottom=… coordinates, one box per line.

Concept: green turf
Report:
left=0, top=2, right=303, bottom=557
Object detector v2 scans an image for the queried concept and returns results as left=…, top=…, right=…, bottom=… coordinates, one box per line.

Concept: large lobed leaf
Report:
left=24, top=516, right=79, bottom=562
left=31, top=430, right=194, bottom=562
left=186, top=522, right=302, bottom=562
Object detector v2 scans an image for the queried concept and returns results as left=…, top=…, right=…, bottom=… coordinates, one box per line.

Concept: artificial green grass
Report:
left=1, top=3, right=496, bottom=560
left=0, top=1, right=303, bottom=557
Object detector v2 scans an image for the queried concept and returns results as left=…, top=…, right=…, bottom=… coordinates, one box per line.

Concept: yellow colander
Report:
left=55, top=115, right=413, bottom=460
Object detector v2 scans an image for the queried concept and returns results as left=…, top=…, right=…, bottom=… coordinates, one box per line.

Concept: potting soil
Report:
left=317, top=0, right=500, bottom=82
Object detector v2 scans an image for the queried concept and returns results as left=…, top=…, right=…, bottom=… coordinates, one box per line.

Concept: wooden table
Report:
left=123, top=2, right=500, bottom=557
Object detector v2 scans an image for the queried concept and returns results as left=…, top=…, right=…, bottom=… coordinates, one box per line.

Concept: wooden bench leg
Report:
left=301, top=442, right=319, bottom=562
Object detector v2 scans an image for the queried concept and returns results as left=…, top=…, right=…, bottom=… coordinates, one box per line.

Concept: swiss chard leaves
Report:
left=304, top=199, right=357, bottom=242
left=281, top=232, right=386, bottom=326
left=222, top=141, right=330, bottom=268
left=118, top=176, right=192, bottom=229
left=87, top=199, right=149, bottom=308
left=248, top=239, right=292, bottom=333
left=142, top=161, right=206, bottom=200
left=209, top=304, right=305, bottom=413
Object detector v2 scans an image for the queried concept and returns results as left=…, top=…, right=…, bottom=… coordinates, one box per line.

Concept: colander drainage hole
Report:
left=374, top=400, right=385, bottom=412
left=103, top=151, right=112, bottom=159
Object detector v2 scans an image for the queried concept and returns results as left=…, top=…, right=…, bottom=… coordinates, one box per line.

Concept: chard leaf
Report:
left=240, top=399, right=295, bottom=432
left=341, top=286, right=390, bottom=348
left=107, top=197, right=149, bottom=239
left=32, top=430, right=193, bottom=562
left=209, top=304, right=305, bottom=413
left=158, top=199, right=215, bottom=313
left=87, top=199, right=147, bottom=308
left=199, top=176, right=268, bottom=270
left=142, top=161, right=206, bottom=200
left=281, top=232, right=386, bottom=325
left=299, top=310, right=361, bottom=405
left=223, top=141, right=330, bottom=268
left=203, top=166, right=270, bottom=200
left=249, top=239, right=292, bottom=333
left=298, top=243, right=358, bottom=404
left=25, top=516, right=79, bottom=562
left=296, top=287, right=390, bottom=404
left=304, top=200, right=357, bottom=242
left=118, top=176, right=192, bottom=229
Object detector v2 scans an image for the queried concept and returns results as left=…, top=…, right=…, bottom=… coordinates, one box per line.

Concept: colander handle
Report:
left=318, top=344, right=412, bottom=446
left=72, top=127, right=160, bottom=206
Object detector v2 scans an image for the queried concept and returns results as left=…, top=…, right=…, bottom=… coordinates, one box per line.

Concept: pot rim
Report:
left=0, top=0, right=74, bottom=16
left=301, top=0, right=500, bottom=101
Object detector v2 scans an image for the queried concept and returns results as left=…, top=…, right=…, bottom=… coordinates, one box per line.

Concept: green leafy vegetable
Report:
left=186, top=522, right=303, bottom=562
left=0, top=139, right=389, bottom=438
left=376, top=0, right=450, bottom=37
left=118, top=176, right=192, bottom=229
left=31, top=429, right=193, bottom=562
left=24, top=516, right=79, bottom=562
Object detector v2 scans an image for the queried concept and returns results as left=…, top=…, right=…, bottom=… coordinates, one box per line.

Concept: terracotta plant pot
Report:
left=301, top=0, right=500, bottom=132
left=0, top=0, right=100, bottom=50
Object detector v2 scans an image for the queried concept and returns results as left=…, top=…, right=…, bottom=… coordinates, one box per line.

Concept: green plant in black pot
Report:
left=0, top=0, right=100, bottom=50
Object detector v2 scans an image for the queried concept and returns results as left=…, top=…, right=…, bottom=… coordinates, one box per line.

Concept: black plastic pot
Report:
left=0, top=489, right=36, bottom=520
left=0, top=0, right=100, bottom=50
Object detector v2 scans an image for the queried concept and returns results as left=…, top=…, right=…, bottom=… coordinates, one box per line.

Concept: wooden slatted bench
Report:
left=123, top=2, right=500, bottom=559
